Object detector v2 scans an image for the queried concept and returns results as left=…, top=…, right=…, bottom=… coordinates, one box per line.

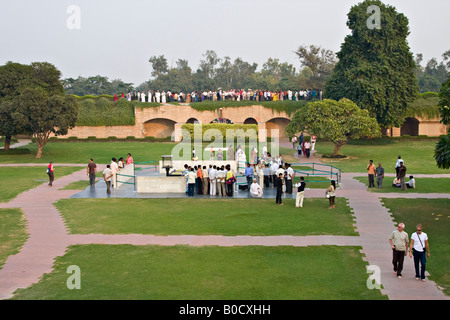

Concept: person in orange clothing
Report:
left=367, top=160, right=376, bottom=188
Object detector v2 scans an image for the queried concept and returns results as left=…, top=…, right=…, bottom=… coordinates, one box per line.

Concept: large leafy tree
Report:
left=434, top=73, right=450, bottom=169
left=0, top=61, right=78, bottom=158
left=13, top=87, right=78, bottom=159
left=325, top=0, right=418, bottom=128
left=0, top=62, right=34, bottom=150
left=294, top=44, right=337, bottom=90
left=286, top=98, right=381, bottom=156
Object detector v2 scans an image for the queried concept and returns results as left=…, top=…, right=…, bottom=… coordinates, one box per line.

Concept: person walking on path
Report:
left=275, top=173, right=283, bottom=205
left=47, top=161, right=54, bottom=187
left=326, top=180, right=336, bottom=209
left=102, top=164, right=113, bottom=194
left=409, top=224, right=430, bottom=281
left=389, top=223, right=409, bottom=278
left=87, top=158, right=97, bottom=187
left=375, top=162, right=385, bottom=189
left=398, top=161, right=407, bottom=191
left=367, top=160, right=376, bottom=187
left=294, top=176, right=306, bottom=208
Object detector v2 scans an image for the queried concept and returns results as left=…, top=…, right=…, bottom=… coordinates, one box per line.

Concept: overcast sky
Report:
left=0, top=0, right=448, bottom=86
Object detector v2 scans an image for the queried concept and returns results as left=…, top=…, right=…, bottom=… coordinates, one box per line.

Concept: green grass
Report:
left=354, top=177, right=450, bottom=193
left=0, top=166, right=83, bottom=202
left=9, top=244, right=386, bottom=300
left=0, top=208, right=28, bottom=270
left=315, top=140, right=444, bottom=174
left=0, top=142, right=176, bottom=164
left=55, top=198, right=356, bottom=236
left=381, top=198, right=450, bottom=295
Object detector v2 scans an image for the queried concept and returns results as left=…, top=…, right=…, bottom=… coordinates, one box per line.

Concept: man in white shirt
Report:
left=216, top=167, right=226, bottom=196
left=110, top=158, right=119, bottom=187
left=409, top=224, right=430, bottom=281
left=285, top=163, right=294, bottom=194
left=187, top=168, right=196, bottom=197
left=250, top=178, right=262, bottom=198
left=103, top=165, right=113, bottom=194
left=406, top=176, right=415, bottom=189
left=209, top=165, right=217, bottom=196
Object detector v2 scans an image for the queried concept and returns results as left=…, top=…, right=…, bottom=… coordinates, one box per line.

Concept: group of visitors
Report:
left=366, top=156, right=415, bottom=190
left=85, top=153, right=134, bottom=194
left=184, top=163, right=236, bottom=197
left=292, top=133, right=312, bottom=158
left=114, top=88, right=323, bottom=103
left=389, top=222, right=431, bottom=281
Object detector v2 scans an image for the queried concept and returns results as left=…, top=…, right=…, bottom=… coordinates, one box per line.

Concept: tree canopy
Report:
left=0, top=61, right=78, bottom=157
left=434, top=73, right=450, bottom=169
left=286, top=98, right=381, bottom=156
left=325, top=0, right=418, bottom=128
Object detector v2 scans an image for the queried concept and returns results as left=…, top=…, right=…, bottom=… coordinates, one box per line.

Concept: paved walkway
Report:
left=0, top=156, right=448, bottom=300
left=0, top=139, right=32, bottom=150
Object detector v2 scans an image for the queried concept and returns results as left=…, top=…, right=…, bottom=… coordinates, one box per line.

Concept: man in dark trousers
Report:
left=275, top=173, right=283, bottom=205
left=87, top=158, right=97, bottom=187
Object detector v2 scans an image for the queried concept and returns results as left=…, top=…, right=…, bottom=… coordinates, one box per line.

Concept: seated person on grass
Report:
left=406, top=175, right=415, bottom=189
left=392, top=177, right=401, bottom=188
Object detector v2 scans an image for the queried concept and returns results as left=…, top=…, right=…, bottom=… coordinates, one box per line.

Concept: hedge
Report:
left=181, top=123, right=258, bottom=141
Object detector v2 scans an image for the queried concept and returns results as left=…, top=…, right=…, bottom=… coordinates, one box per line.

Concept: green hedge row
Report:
left=47, top=136, right=172, bottom=142
left=75, top=97, right=135, bottom=126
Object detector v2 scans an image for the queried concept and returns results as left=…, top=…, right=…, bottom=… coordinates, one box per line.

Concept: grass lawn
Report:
left=382, top=198, right=450, bottom=295
left=315, top=141, right=444, bottom=174
left=9, top=244, right=386, bottom=300
left=0, top=209, right=28, bottom=270
left=55, top=198, right=357, bottom=236
left=0, top=141, right=279, bottom=165
left=0, top=166, right=83, bottom=202
left=0, top=142, right=176, bottom=164
left=354, top=177, right=450, bottom=193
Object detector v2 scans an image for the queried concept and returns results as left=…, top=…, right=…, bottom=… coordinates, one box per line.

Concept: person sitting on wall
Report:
left=392, top=177, right=401, bottom=188
left=406, top=175, right=415, bottom=189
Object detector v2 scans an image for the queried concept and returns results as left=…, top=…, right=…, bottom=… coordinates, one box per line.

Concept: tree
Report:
left=0, top=62, right=34, bottom=150
left=286, top=98, right=381, bottom=156
left=434, top=73, right=450, bottom=169
left=325, top=0, right=418, bottom=128
left=13, top=87, right=78, bottom=158
left=294, top=44, right=337, bottom=90
left=149, top=55, right=169, bottom=78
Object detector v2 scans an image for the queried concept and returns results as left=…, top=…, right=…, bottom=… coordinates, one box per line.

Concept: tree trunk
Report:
left=3, top=135, right=11, bottom=150
left=36, top=145, right=44, bottom=159
left=333, top=141, right=347, bottom=156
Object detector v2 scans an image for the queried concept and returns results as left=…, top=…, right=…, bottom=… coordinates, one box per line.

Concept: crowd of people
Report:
left=366, top=155, right=415, bottom=191
left=114, top=88, right=323, bottom=103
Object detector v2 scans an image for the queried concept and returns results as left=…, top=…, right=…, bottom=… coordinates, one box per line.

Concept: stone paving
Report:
left=0, top=151, right=448, bottom=300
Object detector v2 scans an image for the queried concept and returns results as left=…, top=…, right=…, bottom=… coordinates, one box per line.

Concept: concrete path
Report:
left=0, top=161, right=448, bottom=300
left=0, top=139, right=32, bottom=150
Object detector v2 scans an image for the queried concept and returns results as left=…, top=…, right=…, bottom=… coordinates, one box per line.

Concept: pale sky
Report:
left=1, top=0, right=449, bottom=87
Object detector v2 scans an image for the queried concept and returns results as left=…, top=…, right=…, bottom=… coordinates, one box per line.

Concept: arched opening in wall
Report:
left=266, top=117, right=291, bottom=138
left=400, top=117, right=419, bottom=136
left=144, top=118, right=176, bottom=138
left=186, top=118, right=200, bottom=124
left=244, top=117, right=258, bottom=125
